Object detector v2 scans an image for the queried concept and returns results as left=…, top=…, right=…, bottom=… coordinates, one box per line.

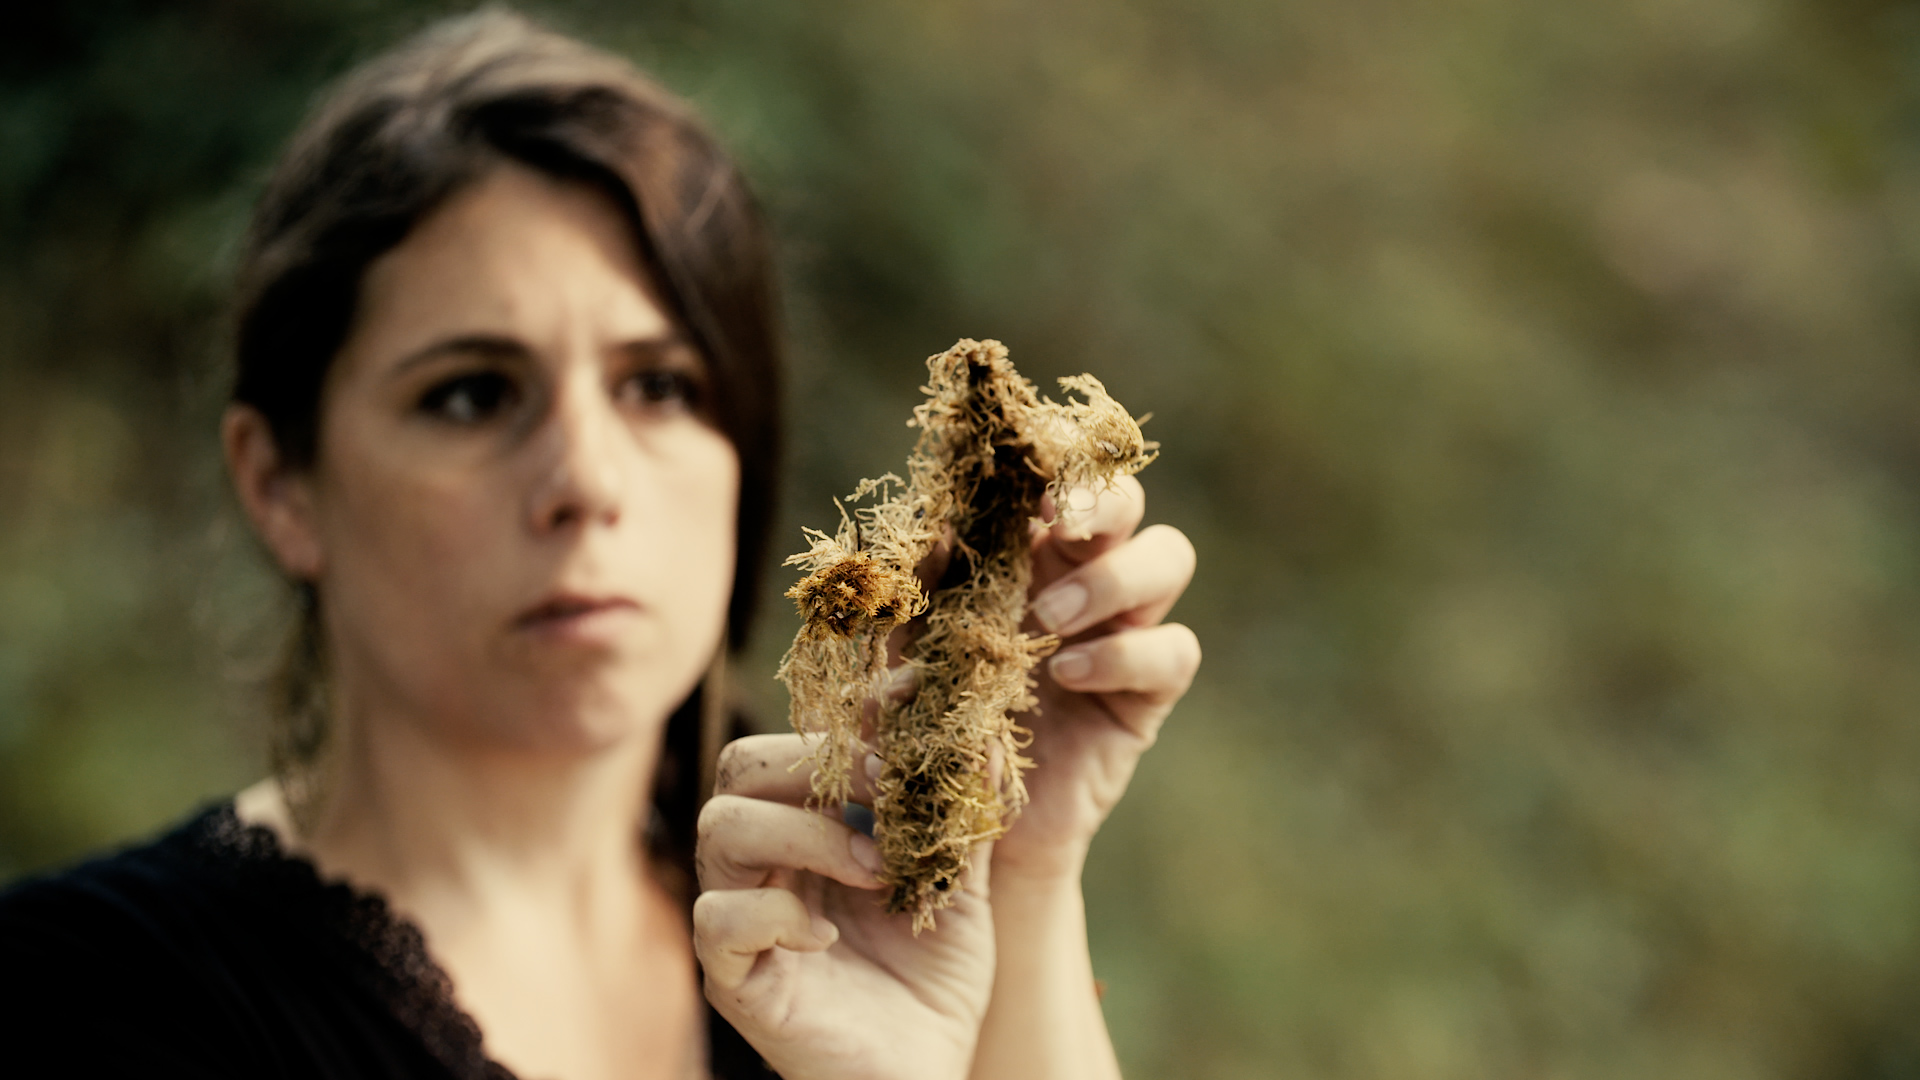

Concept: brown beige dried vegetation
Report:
left=777, top=339, right=1158, bottom=930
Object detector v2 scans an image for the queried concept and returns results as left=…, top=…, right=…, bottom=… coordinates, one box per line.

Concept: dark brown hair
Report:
left=230, top=9, right=781, bottom=852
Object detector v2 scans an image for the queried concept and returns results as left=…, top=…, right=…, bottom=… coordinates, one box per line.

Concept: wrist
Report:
left=974, top=840, right=1120, bottom=1080
left=989, top=840, right=1090, bottom=899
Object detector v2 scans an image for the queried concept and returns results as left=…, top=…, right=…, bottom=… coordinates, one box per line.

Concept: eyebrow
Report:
left=390, top=333, right=533, bottom=377
left=390, top=329, right=697, bottom=377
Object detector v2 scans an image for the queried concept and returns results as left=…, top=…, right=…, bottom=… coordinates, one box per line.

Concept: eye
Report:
left=419, top=371, right=517, bottom=424
left=619, top=369, right=701, bottom=413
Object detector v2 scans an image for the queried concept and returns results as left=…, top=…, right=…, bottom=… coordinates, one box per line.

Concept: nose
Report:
left=526, top=371, right=625, bottom=534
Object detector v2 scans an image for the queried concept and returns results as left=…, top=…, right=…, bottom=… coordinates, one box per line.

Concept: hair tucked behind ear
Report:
left=230, top=9, right=782, bottom=837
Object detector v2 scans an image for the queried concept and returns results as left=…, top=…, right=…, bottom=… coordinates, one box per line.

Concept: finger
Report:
left=962, top=837, right=994, bottom=901
left=1048, top=623, right=1202, bottom=707
left=693, top=887, right=837, bottom=991
left=1030, top=524, right=1196, bottom=638
left=714, top=733, right=883, bottom=806
left=1036, top=474, right=1147, bottom=563
left=697, top=794, right=886, bottom=891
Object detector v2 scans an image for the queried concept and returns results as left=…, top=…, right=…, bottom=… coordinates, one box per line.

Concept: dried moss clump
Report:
left=777, top=339, right=1158, bottom=930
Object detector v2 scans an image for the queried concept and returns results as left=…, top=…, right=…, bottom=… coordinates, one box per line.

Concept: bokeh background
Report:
left=7, top=1, right=1920, bottom=1076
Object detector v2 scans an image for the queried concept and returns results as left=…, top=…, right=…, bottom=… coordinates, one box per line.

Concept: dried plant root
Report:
left=777, top=339, right=1158, bottom=931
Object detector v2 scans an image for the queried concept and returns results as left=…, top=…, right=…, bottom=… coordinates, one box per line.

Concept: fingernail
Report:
left=850, top=831, right=884, bottom=875
left=1032, top=581, right=1089, bottom=632
left=810, top=912, right=840, bottom=946
left=1051, top=646, right=1093, bottom=684
left=864, top=752, right=883, bottom=781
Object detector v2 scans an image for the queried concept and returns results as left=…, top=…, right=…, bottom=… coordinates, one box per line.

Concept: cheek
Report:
left=655, top=430, right=741, bottom=627
left=317, top=448, right=510, bottom=658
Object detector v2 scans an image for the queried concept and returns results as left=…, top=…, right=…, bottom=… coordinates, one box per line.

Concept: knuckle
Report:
left=693, top=844, right=726, bottom=891
left=692, top=892, right=728, bottom=938
left=744, top=731, right=803, bottom=754
left=713, top=733, right=798, bottom=793
left=712, top=741, right=748, bottom=792
left=696, top=793, right=746, bottom=842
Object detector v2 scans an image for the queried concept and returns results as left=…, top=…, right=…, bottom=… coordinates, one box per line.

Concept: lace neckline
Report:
left=188, top=801, right=516, bottom=1080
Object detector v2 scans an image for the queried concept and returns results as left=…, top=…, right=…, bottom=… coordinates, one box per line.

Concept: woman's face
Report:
left=283, top=163, right=739, bottom=754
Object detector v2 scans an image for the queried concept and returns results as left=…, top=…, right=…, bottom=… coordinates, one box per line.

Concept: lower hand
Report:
left=694, top=734, right=997, bottom=1080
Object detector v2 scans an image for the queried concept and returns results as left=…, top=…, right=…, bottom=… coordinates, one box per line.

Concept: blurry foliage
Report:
left=6, top=0, right=1920, bottom=1076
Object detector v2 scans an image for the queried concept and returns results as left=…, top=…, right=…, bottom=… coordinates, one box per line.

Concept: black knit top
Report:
left=0, top=803, right=774, bottom=1079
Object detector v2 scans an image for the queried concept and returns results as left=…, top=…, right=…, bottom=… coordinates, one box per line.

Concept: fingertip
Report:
left=848, top=830, right=884, bottom=878
left=809, top=912, right=840, bottom=948
left=1155, top=522, right=1198, bottom=580
left=1172, top=621, right=1203, bottom=680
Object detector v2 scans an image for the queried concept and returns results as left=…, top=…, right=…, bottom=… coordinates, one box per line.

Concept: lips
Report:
left=513, top=591, right=641, bottom=638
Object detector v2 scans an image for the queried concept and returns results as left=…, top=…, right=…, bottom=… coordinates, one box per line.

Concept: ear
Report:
left=222, top=404, right=325, bottom=580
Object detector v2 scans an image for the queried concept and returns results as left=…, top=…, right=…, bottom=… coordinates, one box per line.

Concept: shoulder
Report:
left=0, top=805, right=253, bottom=1069
left=1, top=803, right=493, bottom=1079
left=0, top=803, right=231, bottom=965
left=0, top=803, right=443, bottom=1078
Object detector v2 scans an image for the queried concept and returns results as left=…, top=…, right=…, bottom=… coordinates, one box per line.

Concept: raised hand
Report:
left=694, top=734, right=997, bottom=1080
left=1004, top=473, right=1200, bottom=881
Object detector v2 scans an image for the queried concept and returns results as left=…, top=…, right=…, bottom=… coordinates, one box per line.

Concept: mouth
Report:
left=514, top=592, right=642, bottom=635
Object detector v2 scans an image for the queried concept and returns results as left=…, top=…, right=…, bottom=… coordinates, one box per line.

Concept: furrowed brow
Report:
left=392, top=333, right=533, bottom=376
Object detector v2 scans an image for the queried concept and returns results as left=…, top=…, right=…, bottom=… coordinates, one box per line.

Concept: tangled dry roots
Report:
left=777, top=339, right=1158, bottom=931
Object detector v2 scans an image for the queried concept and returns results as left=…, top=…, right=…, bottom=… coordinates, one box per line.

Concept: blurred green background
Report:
left=7, top=0, right=1920, bottom=1076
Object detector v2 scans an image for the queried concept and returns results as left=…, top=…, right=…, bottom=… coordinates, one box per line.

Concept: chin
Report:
left=476, top=668, right=695, bottom=756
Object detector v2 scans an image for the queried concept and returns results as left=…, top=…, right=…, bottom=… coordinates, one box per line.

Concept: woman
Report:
left=0, top=11, right=1200, bottom=1080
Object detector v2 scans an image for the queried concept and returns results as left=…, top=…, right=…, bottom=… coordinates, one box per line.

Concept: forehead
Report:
left=345, top=162, right=675, bottom=360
